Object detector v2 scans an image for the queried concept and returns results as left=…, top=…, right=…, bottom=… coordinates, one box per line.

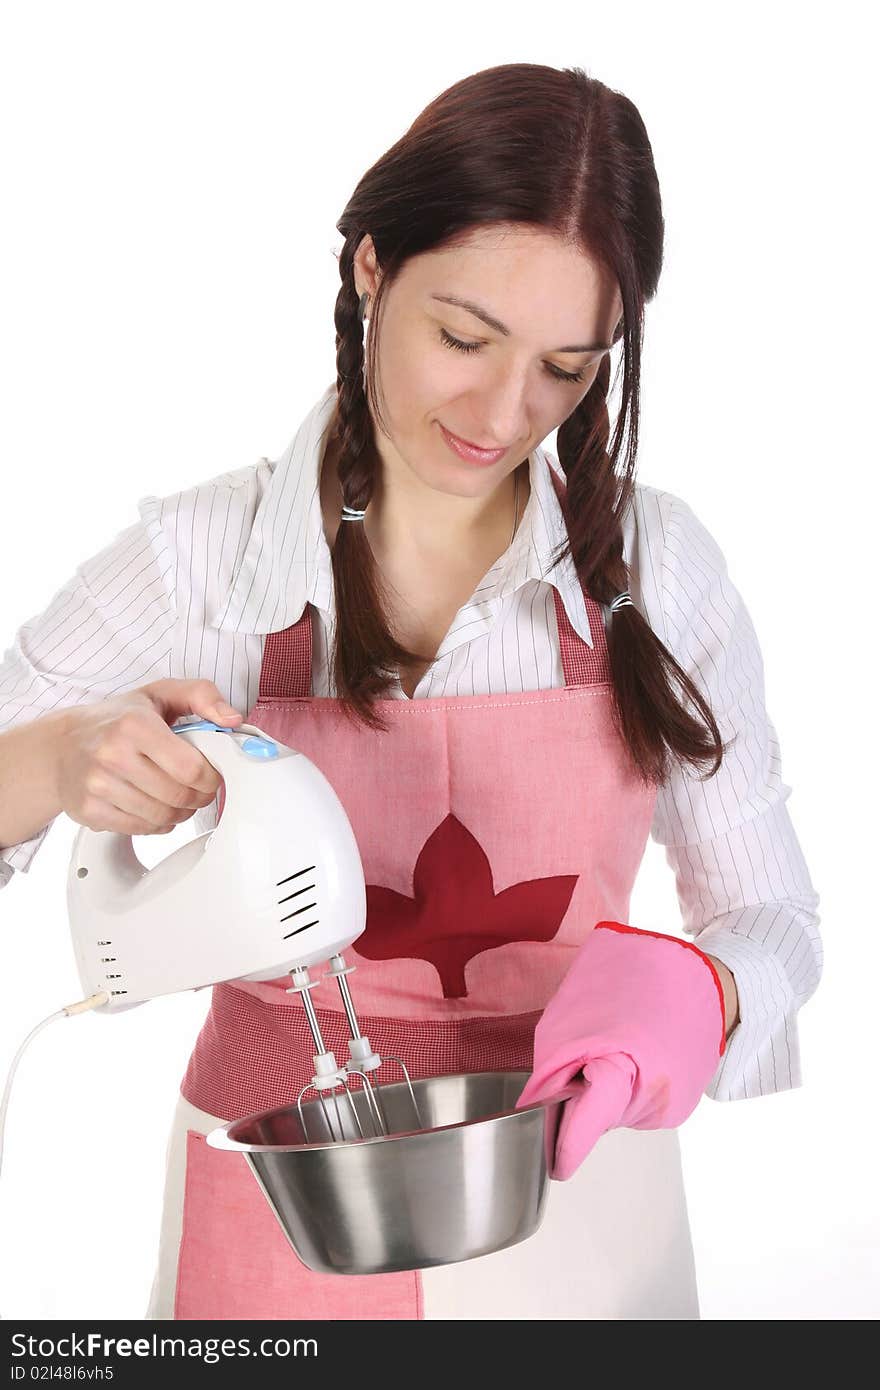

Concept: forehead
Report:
left=408, top=224, right=622, bottom=326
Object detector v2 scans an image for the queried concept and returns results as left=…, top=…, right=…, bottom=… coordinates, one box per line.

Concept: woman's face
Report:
left=354, top=223, right=623, bottom=504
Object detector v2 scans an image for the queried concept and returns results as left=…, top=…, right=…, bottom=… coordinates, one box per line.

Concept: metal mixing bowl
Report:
left=205, top=1069, right=574, bottom=1275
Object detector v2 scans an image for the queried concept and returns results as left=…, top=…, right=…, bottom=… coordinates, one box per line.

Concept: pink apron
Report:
left=157, top=463, right=700, bottom=1320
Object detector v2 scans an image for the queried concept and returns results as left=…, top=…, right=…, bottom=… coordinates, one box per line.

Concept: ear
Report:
left=353, top=233, right=382, bottom=305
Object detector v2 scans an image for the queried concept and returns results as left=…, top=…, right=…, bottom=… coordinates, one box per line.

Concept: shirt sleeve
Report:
left=0, top=502, right=178, bottom=888
left=636, top=487, right=823, bottom=1102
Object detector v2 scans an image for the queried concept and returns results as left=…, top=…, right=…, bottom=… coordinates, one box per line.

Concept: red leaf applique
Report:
left=357, top=813, right=579, bottom=998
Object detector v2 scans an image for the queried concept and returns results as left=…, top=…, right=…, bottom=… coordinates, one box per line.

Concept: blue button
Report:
left=240, top=736, right=279, bottom=759
left=171, top=720, right=231, bottom=735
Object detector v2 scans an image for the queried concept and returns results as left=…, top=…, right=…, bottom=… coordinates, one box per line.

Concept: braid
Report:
left=556, top=358, right=625, bottom=592
left=556, top=362, right=730, bottom=786
left=325, top=234, right=436, bottom=730
left=332, top=241, right=373, bottom=509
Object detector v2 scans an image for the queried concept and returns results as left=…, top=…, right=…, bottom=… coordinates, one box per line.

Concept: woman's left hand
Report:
left=516, top=921, right=730, bottom=1180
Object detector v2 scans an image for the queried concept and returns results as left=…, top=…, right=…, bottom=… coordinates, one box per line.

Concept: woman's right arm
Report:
left=0, top=681, right=239, bottom=854
left=0, top=514, right=238, bottom=885
left=0, top=515, right=174, bottom=884
left=0, top=706, right=76, bottom=849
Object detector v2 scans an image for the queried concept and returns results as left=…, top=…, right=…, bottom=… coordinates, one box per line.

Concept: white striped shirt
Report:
left=0, top=380, right=822, bottom=1103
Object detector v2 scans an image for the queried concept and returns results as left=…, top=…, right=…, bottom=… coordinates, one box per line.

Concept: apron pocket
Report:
left=173, top=1130, right=423, bottom=1319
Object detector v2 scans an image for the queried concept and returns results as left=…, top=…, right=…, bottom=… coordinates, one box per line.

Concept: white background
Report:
left=0, top=1, right=876, bottom=1321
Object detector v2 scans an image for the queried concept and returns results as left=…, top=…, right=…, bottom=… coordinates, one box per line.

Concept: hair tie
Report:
left=340, top=505, right=367, bottom=521
left=609, top=591, right=634, bottom=612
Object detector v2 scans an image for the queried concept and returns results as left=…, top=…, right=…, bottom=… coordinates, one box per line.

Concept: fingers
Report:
left=98, top=710, right=222, bottom=801
left=124, top=749, right=219, bottom=811
left=82, top=767, right=200, bottom=831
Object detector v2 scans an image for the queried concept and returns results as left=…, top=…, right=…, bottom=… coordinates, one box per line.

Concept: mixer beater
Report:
left=287, top=952, right=423, bottom=1142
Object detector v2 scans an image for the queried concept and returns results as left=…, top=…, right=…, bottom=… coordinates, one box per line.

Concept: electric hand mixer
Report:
left=66, top=717, right=422, bottom=1142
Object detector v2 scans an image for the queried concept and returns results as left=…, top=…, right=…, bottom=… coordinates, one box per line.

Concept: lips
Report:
left=439, top=423, right=507, bottom=465
left=452, top=430, right=500, bottom=451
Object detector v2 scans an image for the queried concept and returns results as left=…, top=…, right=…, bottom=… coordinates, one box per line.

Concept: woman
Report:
left=0, top=63, right=822, bottom=1320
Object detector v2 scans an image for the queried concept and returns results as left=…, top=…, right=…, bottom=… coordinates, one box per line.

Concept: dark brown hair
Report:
left=325, top=62, right=731, bottom=787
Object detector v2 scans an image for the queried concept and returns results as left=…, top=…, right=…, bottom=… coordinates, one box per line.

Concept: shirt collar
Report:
left=207, top=380, right=593, bottom=649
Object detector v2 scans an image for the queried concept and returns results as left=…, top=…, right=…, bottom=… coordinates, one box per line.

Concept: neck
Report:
left=370, top=461, right=527, bottom=565
left=321, top=430, right=529, bottom=567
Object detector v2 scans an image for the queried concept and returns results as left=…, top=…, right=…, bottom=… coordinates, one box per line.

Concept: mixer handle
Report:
left=170, top=718, right=283, bottom=785
left=67, top=719, right=275, bottom=877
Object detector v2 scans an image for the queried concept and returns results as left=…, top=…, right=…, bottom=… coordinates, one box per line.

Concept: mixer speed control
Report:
left=239, top=735, right=279, bottom=758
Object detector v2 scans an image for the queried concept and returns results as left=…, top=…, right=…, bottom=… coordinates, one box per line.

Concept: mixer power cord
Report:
left=0, top=990, right=110, bottom=1319
left=0, top=990, right=110, bottom=1182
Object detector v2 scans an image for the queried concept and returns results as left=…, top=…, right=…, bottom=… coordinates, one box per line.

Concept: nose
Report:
left=470, top=372, right=531, bottom=450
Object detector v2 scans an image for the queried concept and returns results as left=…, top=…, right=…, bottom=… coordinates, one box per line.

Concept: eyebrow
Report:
left=430, top=293, right=613, bottom=353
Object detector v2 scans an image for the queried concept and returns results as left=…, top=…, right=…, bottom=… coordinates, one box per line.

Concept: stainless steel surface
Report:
left=207, top=1069, right=575, bottom=1275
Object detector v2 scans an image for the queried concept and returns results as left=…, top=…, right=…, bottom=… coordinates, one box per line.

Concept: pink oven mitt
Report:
left=516, top=921, right=727, bottom=1180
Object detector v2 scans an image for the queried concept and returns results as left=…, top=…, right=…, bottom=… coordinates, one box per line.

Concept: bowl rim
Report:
left=204, top=1071, right=579, bottom=1155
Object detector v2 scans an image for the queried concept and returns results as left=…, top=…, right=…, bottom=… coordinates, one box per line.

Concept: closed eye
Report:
left=438, top=327, right=587, bottom=385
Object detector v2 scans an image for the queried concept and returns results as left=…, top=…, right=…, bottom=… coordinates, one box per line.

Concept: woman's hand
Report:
left=516, top=921, right=729, bottom=1180
left=54, top=678, right=241, bottom=837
